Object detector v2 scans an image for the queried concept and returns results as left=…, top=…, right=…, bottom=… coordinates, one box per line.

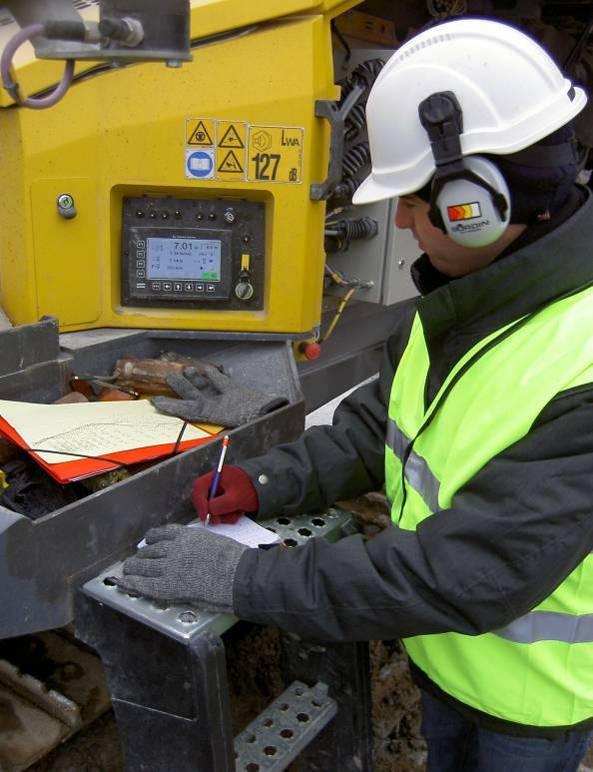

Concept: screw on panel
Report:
left=57, top=193, right=77, bottom=219
left=178, top=610, right=197, bottom=624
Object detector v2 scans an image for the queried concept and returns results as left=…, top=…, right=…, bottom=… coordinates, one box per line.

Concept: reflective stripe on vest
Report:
left=385, top=285, right=593, bottom=727
left=385, top=418, right=440, bottom=513
left=495, top=611, right=593, bottom=644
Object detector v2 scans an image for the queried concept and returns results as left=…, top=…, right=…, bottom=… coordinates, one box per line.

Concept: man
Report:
left=119, top=18, right=593, bottom=772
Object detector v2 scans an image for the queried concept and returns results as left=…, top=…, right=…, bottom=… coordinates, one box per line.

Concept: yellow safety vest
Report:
left=385, top=285, right=593, bottom=727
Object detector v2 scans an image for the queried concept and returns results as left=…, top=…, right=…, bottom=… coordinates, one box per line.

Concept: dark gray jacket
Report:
left=233, top=188, right=593, bottom=734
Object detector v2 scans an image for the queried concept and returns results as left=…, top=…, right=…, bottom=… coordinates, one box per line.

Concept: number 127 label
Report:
left=248, top=126, right=304, bottom=184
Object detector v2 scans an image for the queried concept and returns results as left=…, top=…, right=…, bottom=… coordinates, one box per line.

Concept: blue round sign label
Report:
left=185, top=149, right=215, bottom=179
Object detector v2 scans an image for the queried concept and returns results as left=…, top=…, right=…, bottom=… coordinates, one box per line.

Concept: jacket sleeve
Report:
left=233, top=386, right=593, bottom=642
left=238, top=301, right=416, bottom=519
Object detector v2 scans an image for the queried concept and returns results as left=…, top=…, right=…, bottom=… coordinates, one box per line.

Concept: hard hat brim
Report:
left=352, top=173, right=400, bottom=205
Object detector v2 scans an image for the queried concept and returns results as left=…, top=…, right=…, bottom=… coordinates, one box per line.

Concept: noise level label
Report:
left=184, top=119, right=303, bottom=183
left=248, top=125, right=303, bottom=183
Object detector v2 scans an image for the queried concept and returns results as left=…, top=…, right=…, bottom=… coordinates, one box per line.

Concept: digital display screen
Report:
left=146, top=238, right=221, bottom=280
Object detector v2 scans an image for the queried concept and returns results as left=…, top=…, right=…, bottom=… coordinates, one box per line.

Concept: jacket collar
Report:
left=413, top=187, right=592, bottom=346
left=410, top=187, right=592, bottom=403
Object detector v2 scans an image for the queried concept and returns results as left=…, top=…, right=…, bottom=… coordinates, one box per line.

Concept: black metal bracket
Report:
left=310, top=83, right=366, bottom=201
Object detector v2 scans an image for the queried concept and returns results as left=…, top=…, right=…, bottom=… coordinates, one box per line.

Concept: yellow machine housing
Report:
left=0, top=1, right=358, bottom=333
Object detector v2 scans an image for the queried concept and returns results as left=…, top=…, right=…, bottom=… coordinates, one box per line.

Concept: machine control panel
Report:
left=121, top=196, right=265, bottom=309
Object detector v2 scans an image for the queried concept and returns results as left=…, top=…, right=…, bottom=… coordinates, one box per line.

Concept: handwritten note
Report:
left=0, top=399, right=209, bottom=464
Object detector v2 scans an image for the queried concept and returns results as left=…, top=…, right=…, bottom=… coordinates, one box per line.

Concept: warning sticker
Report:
left=248, top=125, right=303, bottom=184
left=218, top=121, right=246, bottom=149
left=216, top=149, right=245, bottom=179
left=186, top=118, right=215, bottom=146
left=184, top=119, right=303, bottom=183
left=215, top=122, right=247, bottom=179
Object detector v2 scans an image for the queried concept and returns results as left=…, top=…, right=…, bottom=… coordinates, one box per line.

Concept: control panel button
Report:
left=136, top=282, right=146, bottom=289
left=136, top=260, right=145, bottom=268
left=173, top=282, right=183, bottom=292
left=206, top=283, right=216, bottom=293
left=151, top=282, right=161, bottom=290
left=137, top=240, right=146, bottom=248
left=163, top=282, right=172, bottom=291
left=195, top=283, right=204, bottom=292
left=137, top=270, right=145, bottom=278
left=184, top=282, right=194, bottom=292
left=137, top=250, right=145, bottom=258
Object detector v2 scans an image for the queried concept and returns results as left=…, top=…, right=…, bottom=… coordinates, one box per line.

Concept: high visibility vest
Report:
left=385, top=285, right=593, bottom=727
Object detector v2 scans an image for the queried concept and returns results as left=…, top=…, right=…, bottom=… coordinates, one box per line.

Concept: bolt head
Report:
left=57, top=194, right=74, bottom=210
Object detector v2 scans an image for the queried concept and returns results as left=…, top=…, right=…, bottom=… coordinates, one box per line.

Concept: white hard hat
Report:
left=353, top=18, right=588, bottom=204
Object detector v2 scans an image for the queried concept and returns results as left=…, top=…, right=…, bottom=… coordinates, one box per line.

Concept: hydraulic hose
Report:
left=1, top=23, right=75, bottom=109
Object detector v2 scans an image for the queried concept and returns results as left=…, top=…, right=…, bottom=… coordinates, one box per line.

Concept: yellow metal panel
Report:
left=31, top=179, right=100, bottom=326
left=0, top=14, right=340, bottom=334
left=187, top=0, right=361, bottom=37
left=0, top=107, right=36, bottom=325
left=0, top=1, right=360, bottom=104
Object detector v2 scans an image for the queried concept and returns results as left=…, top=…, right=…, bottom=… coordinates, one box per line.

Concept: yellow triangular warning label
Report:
left=217, top=150, right=244, bottom=174
left=188, top=121, right=213, bottom=146
left=219, top=124, right=244, bottom=148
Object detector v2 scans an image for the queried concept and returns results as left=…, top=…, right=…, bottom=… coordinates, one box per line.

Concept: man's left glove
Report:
left=117, top=524, right=247, bottom=612
left=151, top=365, right=288, bottom=428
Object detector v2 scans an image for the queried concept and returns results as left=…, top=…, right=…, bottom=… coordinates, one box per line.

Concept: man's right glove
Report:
left=151, top=365, right=288, bottom=428
left=117, top=524, right=247, bottom=611
left=192, top=465, right=259, bottom=524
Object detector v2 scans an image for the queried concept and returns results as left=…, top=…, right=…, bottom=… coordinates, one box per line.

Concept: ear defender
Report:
left=418, top=92, right=511, bottom=248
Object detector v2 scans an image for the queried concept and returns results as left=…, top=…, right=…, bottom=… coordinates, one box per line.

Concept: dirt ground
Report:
left=30, top=630, right=426, bottom=772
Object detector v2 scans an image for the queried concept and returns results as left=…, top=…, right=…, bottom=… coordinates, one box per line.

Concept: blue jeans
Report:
left=421, top=691, right=592, bottom=772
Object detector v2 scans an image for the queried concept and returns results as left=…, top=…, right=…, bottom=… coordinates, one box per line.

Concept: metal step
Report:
left=234, top=680, right=336, bottom=772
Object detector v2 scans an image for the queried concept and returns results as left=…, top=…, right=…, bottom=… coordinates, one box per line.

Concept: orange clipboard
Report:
left=0, top=414, right=218, bottom=484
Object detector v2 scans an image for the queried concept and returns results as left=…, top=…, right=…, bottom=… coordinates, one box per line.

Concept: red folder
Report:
left=0, top=414, right=217, bottom=484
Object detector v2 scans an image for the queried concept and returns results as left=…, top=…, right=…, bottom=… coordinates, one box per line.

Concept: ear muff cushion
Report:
left=434, top=156, right=511, bottom=247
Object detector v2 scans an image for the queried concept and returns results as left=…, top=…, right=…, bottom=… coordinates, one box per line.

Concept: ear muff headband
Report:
left=418, top=91, right=511, bottom=247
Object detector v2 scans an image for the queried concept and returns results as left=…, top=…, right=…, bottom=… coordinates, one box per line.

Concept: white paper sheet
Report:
left=190, top=516, right=282, bottom=547
left=138, top=517, right=282, bottom=550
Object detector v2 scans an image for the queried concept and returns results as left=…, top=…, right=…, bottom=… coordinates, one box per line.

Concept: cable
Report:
left=319, top=287, right=357, bottom=343
left=342, top=142, right=371, bottom=178
left=563, top=13, right=593, bottom=73
left=426, top=0, right=467, bottom=18
left=345, top=103, right=367, bottom=142
left=331, top=19, right=352, bottom=65
left=339, top=59, right=385, bottom=102
left=324, top=263, right=374, bottom=290
left=325, top=216, right=378, bottom=253
left=1, top=23, right=75, bottom=109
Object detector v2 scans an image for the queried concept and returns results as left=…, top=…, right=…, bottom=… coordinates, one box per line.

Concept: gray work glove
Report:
left=151, top=365, right=288, bottom=427
left=117, top=524, right=247, bottom=612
